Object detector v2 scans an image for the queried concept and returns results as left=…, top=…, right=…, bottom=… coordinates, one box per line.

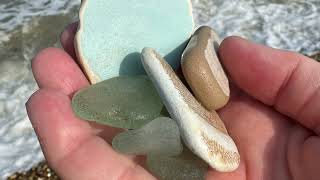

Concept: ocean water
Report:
left=0, top=0, right=319, bottom=178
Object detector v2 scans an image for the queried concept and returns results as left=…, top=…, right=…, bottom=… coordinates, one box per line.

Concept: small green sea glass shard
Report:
left=112, top=117, right=182, bottom=156
left=72, top=76, right=163, bottom=129
left=147, top=148, right=208, bottom=180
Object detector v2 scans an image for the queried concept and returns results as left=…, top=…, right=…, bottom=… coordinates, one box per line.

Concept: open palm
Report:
left=26, top=23, right=320, bottom=180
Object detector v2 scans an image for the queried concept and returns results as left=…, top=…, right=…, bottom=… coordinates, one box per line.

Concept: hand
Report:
left=27, top=23, right=320, bottom=180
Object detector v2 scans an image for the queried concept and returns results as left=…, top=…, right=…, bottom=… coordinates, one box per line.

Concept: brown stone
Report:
left=182, top=26, right=229, bottom=110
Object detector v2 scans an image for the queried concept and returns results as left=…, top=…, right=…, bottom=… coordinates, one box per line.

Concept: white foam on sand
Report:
left=0, top=0, right=80, bottom=178
left=192, top=0, right=320, bottom=55
left=1, top=0, right=320, bottom=178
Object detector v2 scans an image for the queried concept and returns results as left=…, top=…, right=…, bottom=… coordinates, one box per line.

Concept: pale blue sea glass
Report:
left=147, top=147, right=208, bottom=180
left=76, top=0, right=194, bottom=83
left=72, top=76, right=163, bottom=129
left=112, top=117, right=183, bottom=156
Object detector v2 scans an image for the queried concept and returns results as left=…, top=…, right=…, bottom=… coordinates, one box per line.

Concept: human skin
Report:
left=26, top=22, right=320, bottom=180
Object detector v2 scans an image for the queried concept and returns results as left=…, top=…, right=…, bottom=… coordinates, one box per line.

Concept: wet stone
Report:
left=182, top=26, right=230, bottom=110
left=112, top=117, right=182, bottom=156
left=72, top=76, right=163, bottom=129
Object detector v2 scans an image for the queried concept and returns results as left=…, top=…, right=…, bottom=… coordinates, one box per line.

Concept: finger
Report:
left=209, top=91, right=293, bottom=179
left=32, top=47, right=125, bottom=143
left=32, top=47, right=89, bottom=97
left=26, top=89, right=154, bottom=180
left=219, top=37, right=320, bottom=134
left=300, top=136, right=320, bottom=180
left=32, top=47, right=124, bottom=142
left=60, top=22, right=78, bottom=60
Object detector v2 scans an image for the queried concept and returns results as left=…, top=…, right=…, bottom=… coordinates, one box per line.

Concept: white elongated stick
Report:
left=141, top=48, right=240, bottom=172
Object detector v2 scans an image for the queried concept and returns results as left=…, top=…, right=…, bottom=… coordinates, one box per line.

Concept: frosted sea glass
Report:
left=147, top=148, right=208, bottom=180
left=112, top=117, right=182, bottom=156
left=72, top=76, right=163, bottom=129
left=75, top=0, right=194, bottom=83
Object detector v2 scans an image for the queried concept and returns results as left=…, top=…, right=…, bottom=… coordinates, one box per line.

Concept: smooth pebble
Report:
left=182, top=26, right=229, bottom=110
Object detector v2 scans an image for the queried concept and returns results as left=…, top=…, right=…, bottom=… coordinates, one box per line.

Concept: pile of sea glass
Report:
left=71, top=0, right=240, bottom=179
left=72, top=75, right=208, bottom=180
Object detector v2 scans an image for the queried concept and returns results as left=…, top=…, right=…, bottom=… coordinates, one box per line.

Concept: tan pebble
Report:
left=182, top=26, right=229, bottom=110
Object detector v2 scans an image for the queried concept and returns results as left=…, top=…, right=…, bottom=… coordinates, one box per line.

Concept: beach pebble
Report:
left=141, top=48, right=240, bottom=172
left=182, top=26, right=229, bottom=110
left=72, top=76, right=163, bottom=129
left=112, top=117, right=182, bottom=156
left=75, top=0, right=194, bottom=84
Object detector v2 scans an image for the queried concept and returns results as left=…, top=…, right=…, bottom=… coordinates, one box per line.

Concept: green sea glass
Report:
left=147, top=148, right=208, bottom=180
left=72, top=76, right=163, bottom=129
left=112, top=117, right=182, bottom=156
left=76, top=0, right=194, bottom=83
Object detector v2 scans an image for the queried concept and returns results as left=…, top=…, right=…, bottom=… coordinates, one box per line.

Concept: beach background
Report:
left=0, top=0, right=319, bottom=178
